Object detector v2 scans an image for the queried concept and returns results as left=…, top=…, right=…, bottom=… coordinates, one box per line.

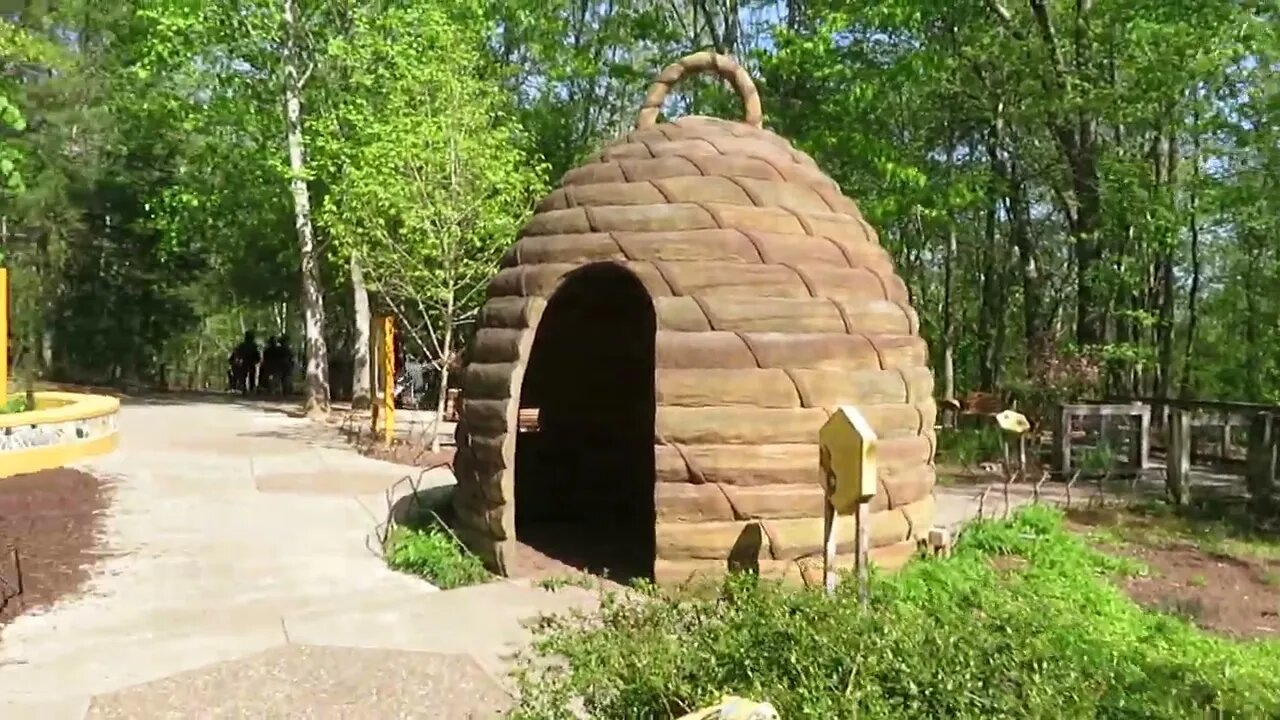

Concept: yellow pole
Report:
left=382, top=315, right=395, bottom=447
left=0, top=268, right=7, bottom=403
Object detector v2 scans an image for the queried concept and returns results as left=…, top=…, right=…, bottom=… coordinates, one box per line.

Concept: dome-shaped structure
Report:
left=451, top=52, right=936, bottom=586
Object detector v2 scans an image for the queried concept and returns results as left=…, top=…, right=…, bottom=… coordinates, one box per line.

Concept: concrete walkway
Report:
left=0, top=398, right=596, bottom=719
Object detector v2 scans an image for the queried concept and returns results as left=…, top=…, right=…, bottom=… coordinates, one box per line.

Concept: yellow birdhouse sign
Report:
left=819, top=406, right=878, bottom=514
left=995, top=409, right=1031, bottom=435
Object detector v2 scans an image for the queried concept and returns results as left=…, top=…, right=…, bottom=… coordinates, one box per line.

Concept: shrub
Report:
left=935, top=426, right=1005, bottom=467
left=384, top=525, right=491, bottom=589
left=510, top=505, right=1280, bottom=719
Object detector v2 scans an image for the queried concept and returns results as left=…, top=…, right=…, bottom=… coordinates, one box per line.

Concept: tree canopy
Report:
left=2, top=0, right=1278, bottom=409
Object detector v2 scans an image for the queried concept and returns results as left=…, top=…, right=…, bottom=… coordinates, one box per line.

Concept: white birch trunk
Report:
left=282, top=0, right=330, bottom=416
left=430, top=307, right=453, bottom=454
left=350, top=253, right=372, bottom=409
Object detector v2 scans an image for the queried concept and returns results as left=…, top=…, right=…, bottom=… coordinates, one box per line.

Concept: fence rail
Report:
left=1071, top=397, right=1280, bottom=507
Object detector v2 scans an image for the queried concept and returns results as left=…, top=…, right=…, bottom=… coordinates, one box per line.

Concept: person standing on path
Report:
left=232, top=331, right=262, bottom=395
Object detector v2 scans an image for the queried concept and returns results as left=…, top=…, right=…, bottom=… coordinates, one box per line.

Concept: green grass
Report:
left=383, top=524, right=492, bottom=589
left=935, top=426, right=1005, bottom=467
left=1080, top=500, right=1280, bottom=563
left=510, top=505, right=1280, bottom=719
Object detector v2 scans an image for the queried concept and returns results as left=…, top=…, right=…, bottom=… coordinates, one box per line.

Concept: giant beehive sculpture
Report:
left=451, top=52, right=936, bottom=586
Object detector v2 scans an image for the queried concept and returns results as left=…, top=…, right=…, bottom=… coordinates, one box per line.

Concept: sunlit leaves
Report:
left=316, top=2, right=547, bottom=356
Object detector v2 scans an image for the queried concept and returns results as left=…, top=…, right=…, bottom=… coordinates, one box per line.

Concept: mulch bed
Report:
left=0, top=468, right=111, bottom=627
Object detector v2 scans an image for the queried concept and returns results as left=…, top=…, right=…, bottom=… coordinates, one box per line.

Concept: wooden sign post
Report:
left=381, top=315, right=395, bottom=447
left=819, top=406, right=878, bottom=604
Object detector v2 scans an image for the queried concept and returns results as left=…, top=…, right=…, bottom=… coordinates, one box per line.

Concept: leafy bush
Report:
left=935, top=426, right=1005, bottom=467
left=510, top=506, right=1280, bottom=719
left=384, top=525, right=491, bottom=589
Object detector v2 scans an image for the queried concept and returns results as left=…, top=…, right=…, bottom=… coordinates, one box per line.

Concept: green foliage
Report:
left=0, top=20, right=62, bottom=198
left=511, top=506, right=1280, bottom=719
left=1087, top=501, right=1280, bottom=564
left=1, top=395, right=30, bottom=414
left=935, top=426, right=1005, bottom=467
left=1077, top=442, right=1120, bottom=476
left=384, top=525, right=492, bottom=590
left=317, top=1, right=547, bottom=363
left=4, top=0, right=1280, bottom=408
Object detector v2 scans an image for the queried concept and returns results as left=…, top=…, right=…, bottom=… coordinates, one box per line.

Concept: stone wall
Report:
left=0, top=411, right=117, bottom=451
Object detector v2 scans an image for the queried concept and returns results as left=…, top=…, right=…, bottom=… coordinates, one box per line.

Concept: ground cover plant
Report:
left=1, top=395, right=29, bottom=414
left=510, top=505, right=1280, bottom=719
left=384, top=523, right=491, bottom=590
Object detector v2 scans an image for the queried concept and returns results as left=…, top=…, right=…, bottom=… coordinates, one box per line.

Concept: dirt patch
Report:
left=361, top=443, right=455, bottom=469
left=1117, top=543, right=1280, bottom=637
left=509, top=538, right=631, bottom=594
left=0, top=468, right=112, bottom=627
left=328, top=412, right=456, bottom=469
left=1069, top=508, right=1280, bottom=638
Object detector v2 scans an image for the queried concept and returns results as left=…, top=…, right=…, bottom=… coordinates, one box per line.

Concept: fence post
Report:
left=1133, top=403, right=1152, bottom=470
left=1247, top=411, right=1277, bottom=511
left=1052, top=404, right=1071, bottom=473
left=1167, top=408, right=1191, bottom=505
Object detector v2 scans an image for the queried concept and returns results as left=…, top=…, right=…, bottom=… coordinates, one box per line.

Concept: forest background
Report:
left=2, top=0, right=1277, bottom=418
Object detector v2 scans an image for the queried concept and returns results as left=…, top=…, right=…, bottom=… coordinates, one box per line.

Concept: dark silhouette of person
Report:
left=277, top=333, right=295, bottom=395
left=262, top=336, right=283, bottom=395
left=231, top=331, right=262, bottom=395
left=227, top=352, right=240, bottom=392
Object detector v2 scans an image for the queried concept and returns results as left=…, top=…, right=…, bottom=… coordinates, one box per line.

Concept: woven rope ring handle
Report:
left=635, top=51, right=763, bottom=130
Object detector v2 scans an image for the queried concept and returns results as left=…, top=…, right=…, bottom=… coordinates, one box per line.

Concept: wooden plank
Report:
left=1059, top=403, right=1149, bottom=417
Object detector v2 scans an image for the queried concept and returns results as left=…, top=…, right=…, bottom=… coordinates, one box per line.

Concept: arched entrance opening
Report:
left=514, top=262, right=656, bottom=582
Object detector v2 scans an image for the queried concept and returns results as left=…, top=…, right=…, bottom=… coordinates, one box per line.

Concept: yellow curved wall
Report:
left=0, top=392, right=120, bottom=478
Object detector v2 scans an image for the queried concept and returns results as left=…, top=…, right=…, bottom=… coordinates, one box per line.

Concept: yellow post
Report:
left=381, top=315, right=395, bottom=447
left=0, top=268, right=8, bottom=403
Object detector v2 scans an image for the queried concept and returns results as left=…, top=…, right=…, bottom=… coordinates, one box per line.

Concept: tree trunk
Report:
left=997, top=150, right=1048, bottom=379
left=978, top=200, right=1003, bottom=391
left=1070, top=143, right=1104, bottom=347
left=431, top=317, right=453, bottom=454
left=977, top=117, right=1007, bottom=391
left=941, top=222, right=956, bottom=400
left=282, top=0, right=330, bottom=416
left=350, top=254, right=372, bottom=410
left=1179, top=121, right=1203, bottom=399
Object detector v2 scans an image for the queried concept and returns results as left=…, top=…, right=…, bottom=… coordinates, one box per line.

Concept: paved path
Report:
left=0, top=398, right=596, bottom=719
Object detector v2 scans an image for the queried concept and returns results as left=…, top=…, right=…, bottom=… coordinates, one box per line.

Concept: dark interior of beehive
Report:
left=515, top=262, right=657, bottom=582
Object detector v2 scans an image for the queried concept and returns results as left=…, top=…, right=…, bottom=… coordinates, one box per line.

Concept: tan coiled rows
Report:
left=452, top=52, right=936, bottom=586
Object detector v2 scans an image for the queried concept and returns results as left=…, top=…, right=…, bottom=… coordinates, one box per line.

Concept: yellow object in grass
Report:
left=676, top=696, right=780, bottom=720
